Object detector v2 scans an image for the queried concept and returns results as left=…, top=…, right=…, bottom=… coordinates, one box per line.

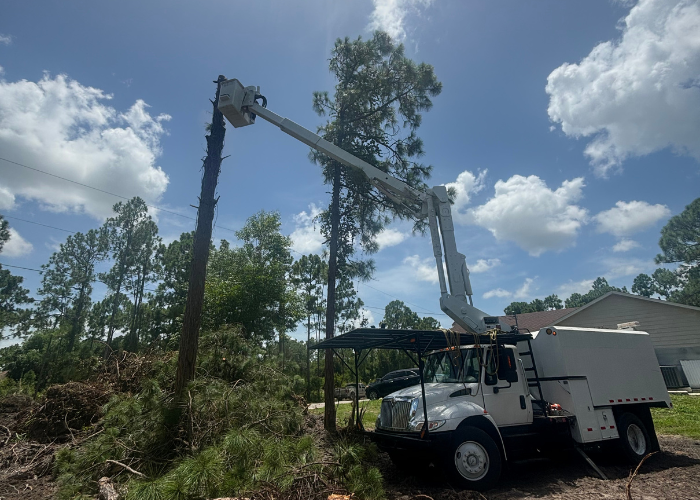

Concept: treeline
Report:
left=503, top=197, right=700, bottom=315
left=0, top=200, right=436, bottom=398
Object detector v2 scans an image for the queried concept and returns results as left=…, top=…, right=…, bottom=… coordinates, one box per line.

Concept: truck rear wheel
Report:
left=618, top=412, right=651, bottom=463
left=445, top=426, right=501, bottom=491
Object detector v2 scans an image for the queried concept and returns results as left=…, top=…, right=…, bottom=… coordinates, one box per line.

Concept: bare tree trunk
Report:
left=306, top=314, right=311, bottom=401
left=174, top=75, right=227, bottom=397
left=323, top=161, right=341, bottom=431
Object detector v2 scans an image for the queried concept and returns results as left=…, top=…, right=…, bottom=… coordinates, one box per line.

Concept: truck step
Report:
left=524, top=367, right=536, bottom=372
left=528, top=382, right=541, bottom=387
left=519, top=351, right=533, bottom=356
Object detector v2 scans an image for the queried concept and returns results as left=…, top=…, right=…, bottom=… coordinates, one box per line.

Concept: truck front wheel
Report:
left=445, top=427, right=502, bottom=491
left=367, top=389, right=379, bottom=400
left=617, top=412, right=651, bottom=463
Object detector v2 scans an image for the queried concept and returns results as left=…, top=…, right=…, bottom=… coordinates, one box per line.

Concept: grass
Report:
left=652, top=394, right=700, bottom=439
left=311, top=399, right=383, bottom=430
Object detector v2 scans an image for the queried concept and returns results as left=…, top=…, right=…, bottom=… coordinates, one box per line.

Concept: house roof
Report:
left=555, top=291, right=700, bottom=324
left=451, top=307, right=578, bottom=334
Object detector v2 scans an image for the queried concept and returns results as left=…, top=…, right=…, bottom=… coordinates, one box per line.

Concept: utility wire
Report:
left=0, top=156, right=238, bottom=234
left=2, top=215, right=77, bottom=234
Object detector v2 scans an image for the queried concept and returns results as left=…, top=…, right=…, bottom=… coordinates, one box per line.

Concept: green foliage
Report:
left=503, top=294, right=563, bottom=316
left=651, top=394, right=700, bottom=439
left=204, top=211, right=303, bottom=342
left=0, top=216, right=34, bottom=334
left=564, top=277, right=627, bottom=308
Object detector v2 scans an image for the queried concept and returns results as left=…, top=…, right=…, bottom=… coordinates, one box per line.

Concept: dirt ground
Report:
left=379, top=434, right=700, bottom=500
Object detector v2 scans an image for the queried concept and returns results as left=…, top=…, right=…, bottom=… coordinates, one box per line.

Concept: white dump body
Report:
left=527, top=326, right=671, bottom=444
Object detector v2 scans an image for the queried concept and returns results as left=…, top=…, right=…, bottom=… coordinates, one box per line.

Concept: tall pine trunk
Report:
left=174, top=76, right=226, bottom=397
left=323, top=161, right=342, bottom=431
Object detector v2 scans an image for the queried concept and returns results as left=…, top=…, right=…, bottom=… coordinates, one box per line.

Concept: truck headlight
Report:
left=409, top=398, right=419, bottom=421
left=408, top=419, right=446, bottom=432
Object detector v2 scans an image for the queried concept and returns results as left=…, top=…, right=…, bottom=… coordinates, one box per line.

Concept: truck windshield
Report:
left=424, top=348, right=480, bottom=383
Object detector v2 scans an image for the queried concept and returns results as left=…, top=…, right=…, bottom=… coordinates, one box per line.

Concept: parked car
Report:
left=366, top=369, right=420, bottom=399
left=335, top=383, right=366, bottom=400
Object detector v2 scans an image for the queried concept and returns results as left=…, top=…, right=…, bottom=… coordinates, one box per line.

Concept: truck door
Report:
left=482, top=347, right=533, bottom=427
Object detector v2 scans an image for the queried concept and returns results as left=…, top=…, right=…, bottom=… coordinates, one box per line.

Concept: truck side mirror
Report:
left=484, top=371, right=497, bottom=386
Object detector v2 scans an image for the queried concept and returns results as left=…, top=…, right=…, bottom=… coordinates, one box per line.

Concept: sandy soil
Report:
left=380, top=435, right=700, bottom=500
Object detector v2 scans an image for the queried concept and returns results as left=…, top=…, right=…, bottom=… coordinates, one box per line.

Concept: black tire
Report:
left=617, top=412, right=651, bottom=463
left=368, top=389, right=379, bottom=400
left=444, top=426, right=502, bottom=491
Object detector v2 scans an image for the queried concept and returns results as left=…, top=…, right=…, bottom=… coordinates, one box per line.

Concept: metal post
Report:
left=418, top=350, right=430, bottom=439
left=354, top=349, right=360, bottom=429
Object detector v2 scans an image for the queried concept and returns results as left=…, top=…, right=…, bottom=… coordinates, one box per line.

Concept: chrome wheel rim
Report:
left=454, top=441, right=489, bottom=481
left=627, top=423, right=646, bottom=455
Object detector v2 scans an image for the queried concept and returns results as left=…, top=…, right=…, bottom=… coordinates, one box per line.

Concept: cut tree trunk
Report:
left=174, top=75, right=227, bottom=397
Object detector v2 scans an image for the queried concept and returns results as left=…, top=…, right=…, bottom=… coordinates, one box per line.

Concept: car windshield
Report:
left=423, top=348, right=480, bottom=383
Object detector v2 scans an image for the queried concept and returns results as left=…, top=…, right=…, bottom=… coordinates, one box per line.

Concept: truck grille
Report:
left=379, top=398, right=412, bottom=430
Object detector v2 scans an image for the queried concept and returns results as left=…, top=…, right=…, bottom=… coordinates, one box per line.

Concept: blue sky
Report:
left=1, top=0, right=699, bottom=341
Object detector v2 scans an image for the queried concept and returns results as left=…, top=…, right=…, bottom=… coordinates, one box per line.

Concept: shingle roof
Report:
left=451, top=307, right=579, bottom=334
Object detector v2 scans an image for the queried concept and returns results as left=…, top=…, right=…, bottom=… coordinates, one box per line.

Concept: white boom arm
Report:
left=218, top=79, right=493, bottom=334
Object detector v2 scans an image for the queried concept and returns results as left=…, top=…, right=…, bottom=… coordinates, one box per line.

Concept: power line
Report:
left=0, top=156, right=239, bottom=234
left=360, top=282, right=444, bottom=317
left=0, top=263, right=42, bottom=273
left=3, top=215, right=77, bottom=234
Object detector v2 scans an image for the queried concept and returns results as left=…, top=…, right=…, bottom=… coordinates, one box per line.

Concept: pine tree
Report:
left=312, top=32, right=441, bottom=430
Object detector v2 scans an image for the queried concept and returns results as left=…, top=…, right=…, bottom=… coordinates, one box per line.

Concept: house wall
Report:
left=556, top=294, right=700, bottom=386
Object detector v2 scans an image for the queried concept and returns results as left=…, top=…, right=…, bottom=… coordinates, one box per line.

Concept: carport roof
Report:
left=310, top=328, right=533, bottom=355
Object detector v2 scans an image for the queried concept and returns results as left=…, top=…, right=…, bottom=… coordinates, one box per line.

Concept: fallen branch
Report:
left=105, top=459, right=146, bottom=478
left=1, top=424, right=12, bottom=446
left=626, top=451, right=657, bottom=500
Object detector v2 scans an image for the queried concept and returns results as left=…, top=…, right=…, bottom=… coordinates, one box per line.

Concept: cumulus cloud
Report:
left=546, top=0, right=700, bottom=176
left=612, top=238, right=641, bottom=252
left=0, top=34, right=12, bottom=45
left=403, top=254, right=440, bottom=284
left=483, top=288, right=511, bottom=299
left=470, top=175, right=588, bottom=256
left=604, top=257, right=651, bottom=278
left=514, top=277, right=535, bottom=299
left=367, top=0, right=435, bottom=41
left=470, top=258, right=501, bottom=273
left=290, top=204, right=324, bottom=254
left=0, top=73, right=170, bottom=220
left=3, top=228, right=33, bottom=257
left=0, top=184, right=15, bottom=210
left=445, top=170, right=487, bottom=224
left=376, top=228, right=408, bottom=249
left=595, top=200, right=670, bottom=237
left=557, top=279, right=595, bottom=298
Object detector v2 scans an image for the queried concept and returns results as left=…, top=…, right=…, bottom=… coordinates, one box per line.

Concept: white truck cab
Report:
left=372, top=326, right=671, bottom=491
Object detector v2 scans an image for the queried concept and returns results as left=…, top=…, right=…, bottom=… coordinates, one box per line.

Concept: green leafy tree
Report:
left=100, top=197, right=154, bottom=354
left=312, top=32, right=441, bottom=430
left=651, top=268, right=680, bottom=299
left=632, top=273, right=655, bottom=297
left=655, top=197, right=700, bottom=306
left=543, top=294, right=563, bottom=310
left=204, top=211, right=302, bottom=342
left=503, top=301, right=531, bottom=316
left=564, top=277, right=623, bottom=308
left=155, top=232, right=194, bottom=343
left=0, top=216, right=33, bottom=334
left=290, top=254, right=327, bottom=400
left=40, top=229, right=109, bottom=351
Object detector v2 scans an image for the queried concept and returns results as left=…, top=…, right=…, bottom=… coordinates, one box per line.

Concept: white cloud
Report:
left=0, top=73, right=170, bottom=220
left=376, top=228, right=408, bottom=249
left=445, top=170, right=487, bottom=224
left=470, top=258, right=501, bottom=273
left=595, top=200, right=670, bottom=237
left=367, top=0, right=435, bottom=41
left=612, top=238, right=641, bottom=252
left=0, top=34, right=12, bottom=45
left=546, top=0, right=700, bottom=176
left=514, top=278, right=535, bottom=299
left=290, top=203, right=324, bottom=254
left=403, top=254, right=440, bottom=284
left=470, top=175, right=588, bottom=256
left=483, top=288, right=511, bottom=299
left=557, top=279, right=595, bottom=298
left=0, top=184, right=15, bottom=210
left=3, top=228, right=33, bottom=257
left=604, top=257, right=651, bottom=278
